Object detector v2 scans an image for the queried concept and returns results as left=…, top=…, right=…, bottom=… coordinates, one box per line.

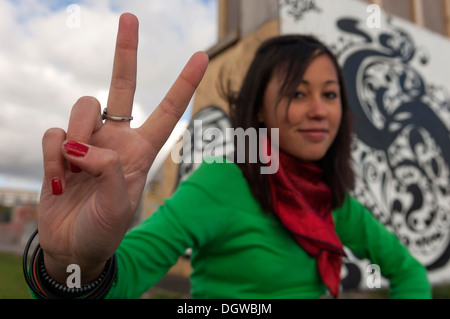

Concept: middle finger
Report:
left=105, top=13, right=139, bottom=124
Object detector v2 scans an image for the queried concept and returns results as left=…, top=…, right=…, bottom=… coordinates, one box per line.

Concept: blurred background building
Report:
left=141, top=0, right=450, bottom=292
left=0, top=188, right=38, bottom=253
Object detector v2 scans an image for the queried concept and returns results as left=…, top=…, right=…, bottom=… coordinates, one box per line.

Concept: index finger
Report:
left=138, top=51, right=209, bottom=151
left=106, top=13, right=139, bottom=121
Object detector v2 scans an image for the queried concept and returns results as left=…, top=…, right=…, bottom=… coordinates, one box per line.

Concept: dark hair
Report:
left=225, top=34, right=355, bottom=212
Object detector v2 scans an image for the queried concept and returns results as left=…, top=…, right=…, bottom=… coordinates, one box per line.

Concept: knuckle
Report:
left=42, top=128, right=65, bottom=145
left=45, top=157, right=62, bottom=171
left=117, top=36, right=138, bottom=51
left=76, top=96, right=100, bottom=106
left=160, top=97, right=183, bottom=118
left=102, top=150, right=121, bottom=168
left=74, top=96, right=101, bottom=114
left=179, top=72, right=196, bottom=91
left=111, top=76, right=136, bottom=91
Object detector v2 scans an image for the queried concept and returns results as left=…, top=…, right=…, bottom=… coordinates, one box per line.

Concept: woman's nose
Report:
left=307, top=95, right=327, bottom=119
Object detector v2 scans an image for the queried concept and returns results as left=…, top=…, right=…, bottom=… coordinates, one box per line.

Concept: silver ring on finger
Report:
left=102, top=108, right=133, bottom=122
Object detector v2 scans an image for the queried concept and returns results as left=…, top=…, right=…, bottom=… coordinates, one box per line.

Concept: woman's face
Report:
left=259, top=54, right=342, bottom=161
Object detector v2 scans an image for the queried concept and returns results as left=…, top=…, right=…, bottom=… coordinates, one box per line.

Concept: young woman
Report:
left=25, top=13, right=431, bottom=299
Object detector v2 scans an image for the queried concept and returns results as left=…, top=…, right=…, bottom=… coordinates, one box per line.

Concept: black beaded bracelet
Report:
left=23, top=229, right=117, bottom=299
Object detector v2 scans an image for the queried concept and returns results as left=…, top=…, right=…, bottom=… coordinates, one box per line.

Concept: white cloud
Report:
left=0, top=0, right=217, bottom=191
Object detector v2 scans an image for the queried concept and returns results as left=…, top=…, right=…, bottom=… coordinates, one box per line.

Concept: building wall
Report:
left=0, top=188, right=39, bottom=207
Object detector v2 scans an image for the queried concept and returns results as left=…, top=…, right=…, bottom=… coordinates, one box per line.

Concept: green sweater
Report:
left=106, top=158, right=431, bottom=299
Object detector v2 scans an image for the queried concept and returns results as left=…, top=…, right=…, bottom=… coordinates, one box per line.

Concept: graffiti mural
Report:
left=336, top=18, right=450, bottom=271
left=280, top=0, right=450, bottom=287
left=175, top=105, right=233, bottom=188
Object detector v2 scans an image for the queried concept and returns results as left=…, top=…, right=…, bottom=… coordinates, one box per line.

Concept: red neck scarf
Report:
left=267, top=149, right=346, bottom=297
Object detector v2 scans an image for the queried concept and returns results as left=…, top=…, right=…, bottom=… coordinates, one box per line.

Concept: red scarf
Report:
left=267, top=149, right=346, bottom=297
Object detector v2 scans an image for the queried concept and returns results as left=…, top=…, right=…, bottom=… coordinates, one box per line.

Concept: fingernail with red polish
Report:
left=69, top=163, right=82, bottom=173
left=51, top=178, right=63, bottom=196
left=64, top=140, right=89, bottom=157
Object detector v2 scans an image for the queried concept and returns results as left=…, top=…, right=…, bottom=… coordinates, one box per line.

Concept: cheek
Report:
left=263, top=104, right=287, bottom=131
left=330, top=106, right=342, bottom=136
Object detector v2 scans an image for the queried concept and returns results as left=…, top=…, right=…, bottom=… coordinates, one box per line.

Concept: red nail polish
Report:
left=51, top=178, right=63, bottom=195
left=69, top=163, right=82, bottom=173
left=64, top=140, right=89, bottom=157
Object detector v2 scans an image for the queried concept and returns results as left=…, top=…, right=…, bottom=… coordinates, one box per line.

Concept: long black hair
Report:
left=225, top=35, right=355, bottom=213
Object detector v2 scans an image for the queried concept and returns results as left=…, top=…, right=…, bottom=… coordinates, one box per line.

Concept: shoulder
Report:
left=333, top=195, right=366, bottom=214
left=185, top=156, right=243, bottom=186
left=332, top=195, right=377, bottom=229
left=179, top=156, right=261, bottom=212
left=333, top=195, right=393, bottom=244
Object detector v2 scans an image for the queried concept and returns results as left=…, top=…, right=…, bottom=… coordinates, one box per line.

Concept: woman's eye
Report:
left=294, top=91, right=305, bottom=99
left=324, top=91, right=338, bottom=99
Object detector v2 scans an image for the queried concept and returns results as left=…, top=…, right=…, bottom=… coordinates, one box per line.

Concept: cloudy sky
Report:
left=0, top=0, right=218, bottom=192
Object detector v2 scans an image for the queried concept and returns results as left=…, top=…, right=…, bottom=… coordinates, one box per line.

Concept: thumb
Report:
left=62, top=140, right=122, bottom=179
left=61, top=140, right=130, bottom=213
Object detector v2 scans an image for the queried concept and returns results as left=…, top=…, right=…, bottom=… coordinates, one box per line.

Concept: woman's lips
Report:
left=298, top=129, right=328, bottom=141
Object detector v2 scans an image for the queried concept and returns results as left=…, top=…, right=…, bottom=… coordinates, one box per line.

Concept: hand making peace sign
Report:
left=38, top=13, right=208, bottom=283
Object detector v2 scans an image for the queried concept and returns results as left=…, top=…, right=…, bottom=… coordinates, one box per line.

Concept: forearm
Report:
left=104, top=209, right=192, bottom=298
left=388, top=258, right=431, bottom=299
left=335, top=196, right=431, bottom=299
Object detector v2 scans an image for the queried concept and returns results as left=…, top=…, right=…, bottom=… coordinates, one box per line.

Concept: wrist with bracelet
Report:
left=23, top=229, right=117, bottom=299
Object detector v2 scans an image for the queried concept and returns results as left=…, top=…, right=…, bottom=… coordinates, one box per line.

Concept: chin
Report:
left=287, top=151, right=326, bottom=162
left=280, top=143, right=329, bottom=161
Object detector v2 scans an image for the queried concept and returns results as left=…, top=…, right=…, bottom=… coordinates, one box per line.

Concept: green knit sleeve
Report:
left=334, top=196, right=432, bottom=299
left=105, top=160, right=233, bottom=299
